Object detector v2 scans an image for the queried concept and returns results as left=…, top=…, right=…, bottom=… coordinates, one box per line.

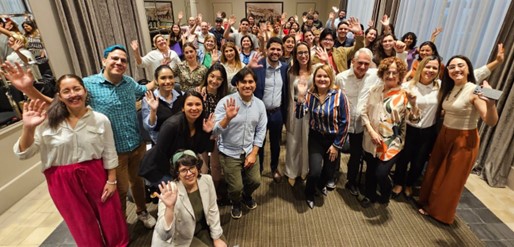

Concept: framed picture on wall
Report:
left=245, top=2, right=283, bottom=21
left=144, top=1, right=174, bottom=28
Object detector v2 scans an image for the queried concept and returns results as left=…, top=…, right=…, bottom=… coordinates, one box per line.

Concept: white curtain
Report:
left=347, top=0, right=375, bottom=26
left=395, top=0, right=510, bottom=66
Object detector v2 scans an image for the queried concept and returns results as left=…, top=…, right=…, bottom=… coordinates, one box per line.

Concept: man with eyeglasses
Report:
left=335, top=48, right=379, bottom=196
left=312, top=17, right=364, bottom=75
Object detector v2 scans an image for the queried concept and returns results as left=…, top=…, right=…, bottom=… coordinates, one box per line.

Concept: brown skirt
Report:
left=418, top=126, right=479, bottom=224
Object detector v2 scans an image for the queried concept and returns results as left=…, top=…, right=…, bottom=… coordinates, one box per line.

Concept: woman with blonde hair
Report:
left=296, top=64, right=350, bottom=209
left=220, top=42, right=244, bottom=86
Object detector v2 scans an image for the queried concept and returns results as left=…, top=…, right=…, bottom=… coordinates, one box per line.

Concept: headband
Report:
left=171, top=150, right=196, bottom=166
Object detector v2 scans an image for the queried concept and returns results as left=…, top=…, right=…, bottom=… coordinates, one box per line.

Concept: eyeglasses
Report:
left=385, top=71, right=399, bottom=76
left=178, top=166, right=197, bottom=175
left=322, top=39, right=334, bottom=42
left=297, top=51, right=309, bottom=56
left=447, top=63, right=466, bottom=71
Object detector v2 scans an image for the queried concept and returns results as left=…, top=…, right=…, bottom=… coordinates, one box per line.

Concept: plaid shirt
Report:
left=83, top=71, right=147, bottom=153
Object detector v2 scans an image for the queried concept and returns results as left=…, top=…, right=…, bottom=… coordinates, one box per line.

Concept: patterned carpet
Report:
left=42, top=154, right=484, bottom=247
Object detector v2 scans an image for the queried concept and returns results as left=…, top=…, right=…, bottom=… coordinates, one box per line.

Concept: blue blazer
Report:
left=252, top=58, right=289, bottom=125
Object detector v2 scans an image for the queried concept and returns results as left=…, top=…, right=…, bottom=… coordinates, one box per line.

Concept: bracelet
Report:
left=106, top=180, right=117, bottom=185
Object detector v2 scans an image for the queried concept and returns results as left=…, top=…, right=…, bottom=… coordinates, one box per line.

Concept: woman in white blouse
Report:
left=9, top=67, right=128, bottom=247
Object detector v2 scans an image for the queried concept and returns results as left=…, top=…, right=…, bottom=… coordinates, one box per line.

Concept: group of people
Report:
left=5, top=7, right=505, bottom=247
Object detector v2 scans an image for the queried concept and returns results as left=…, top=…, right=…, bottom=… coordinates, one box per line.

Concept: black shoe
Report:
left=231, top=204, right=242, bottom=219
left=242, top=196, right=257, bottom=210
left=326, top=180, right=336, bottom=190
left=391, top=191, right=401, bottom=199
left=359, top=197, right=373, bottom=208
left=306, top=199, right=314, bottom=209
left=320, top=187, right=328, bottom=196
left=345, top=182, right=359, bottom=196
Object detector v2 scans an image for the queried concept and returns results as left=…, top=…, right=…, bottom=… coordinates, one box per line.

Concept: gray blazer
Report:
left=151, top=175, right=223, bottom=246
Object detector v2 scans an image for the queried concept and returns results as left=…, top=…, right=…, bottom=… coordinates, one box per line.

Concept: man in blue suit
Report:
left=252, top=37, right=289, bottom=181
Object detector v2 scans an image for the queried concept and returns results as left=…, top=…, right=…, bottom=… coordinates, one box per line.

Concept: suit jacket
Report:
left=312, top=35, right=364, bottom=73
left=152, top=175, right=222, bottom=247
left=252, top=58, right=289, bottom=125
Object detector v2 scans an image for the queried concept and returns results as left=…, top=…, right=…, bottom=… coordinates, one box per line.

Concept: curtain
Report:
left=395, top=0, right=510, bottom=67
left=53, top=0, right=146, bottom=80
left=346, top=0, right=374, bottom=26
left=473, top=2, right=514, bottom=187
left=370, top=0, right=401, bottom=33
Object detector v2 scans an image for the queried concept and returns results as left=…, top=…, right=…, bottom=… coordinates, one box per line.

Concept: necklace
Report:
left=446, top=86, right=464, bottom=101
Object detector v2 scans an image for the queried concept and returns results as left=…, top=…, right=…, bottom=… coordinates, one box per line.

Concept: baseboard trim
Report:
left=0, top=162, right=45, bottom=214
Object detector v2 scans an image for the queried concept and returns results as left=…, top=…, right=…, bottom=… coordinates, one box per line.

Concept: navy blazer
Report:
left=252, top=58, right=289, bottom=125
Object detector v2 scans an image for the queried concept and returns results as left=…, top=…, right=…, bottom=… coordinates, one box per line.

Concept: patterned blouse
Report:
left=174, top=61, right=208, bottom=91
left=361, top=82, right=420, bottom=161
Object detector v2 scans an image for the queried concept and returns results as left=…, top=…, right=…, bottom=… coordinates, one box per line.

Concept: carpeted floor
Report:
left=120, top=155, right=483, bottom=247
left=42, top=150, right=486, bottom=247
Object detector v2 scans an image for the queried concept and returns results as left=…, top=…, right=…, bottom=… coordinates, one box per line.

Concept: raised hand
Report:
left=495, top=43, right=505, bottom=63
left=315, top=46, right=329, bottom=63
left=216, top=11, right=222, bottom=18
left=1, top=61, right=35, bottom=91
left=380, top=14, right=390, bottom=27
left=228, top=15, right=236, bottom=26
left=367, top=20, right=374, bottom=28
left=130, top=40, right=139, bottom=52
left=211, top=49, right=220, bottom=64
left=157, top=181, right=179, bottom=208
left=144, top=90, right=159, bottom=112
left=197, top=13, right=203, bottom=22
left=394, top=40, right=406, bottom=53
left=430, top=27, right=443, bottom=42
left=247, top=52, right=263, bottom=69
left=178, top=11, right=183, bottom=20
left=328, top=12, right=335, bottom=20
left=22, top=99, right=47, bottom=128
left=224, top=97, right=239, bottom=121
left=348, top=17, right=362, bottom=34
left=11, top=39, right=24, bottom=51
left=203, top=113, right=215, bottom=132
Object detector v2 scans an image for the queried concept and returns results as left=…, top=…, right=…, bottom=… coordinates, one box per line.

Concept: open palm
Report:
left=22, top=100, right=47, bottom=128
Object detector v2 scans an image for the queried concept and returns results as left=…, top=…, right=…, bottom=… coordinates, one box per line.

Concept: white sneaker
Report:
left=137, top=210, right=156, bottom=229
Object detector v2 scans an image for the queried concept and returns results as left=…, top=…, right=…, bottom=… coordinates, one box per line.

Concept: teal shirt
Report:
left=83, top=71, right=147, bottom=153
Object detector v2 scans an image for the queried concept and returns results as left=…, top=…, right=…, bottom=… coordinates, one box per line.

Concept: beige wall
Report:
left=0, top=123, right=44, bottom=214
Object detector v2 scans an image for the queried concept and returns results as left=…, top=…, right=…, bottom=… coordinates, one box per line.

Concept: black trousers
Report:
left=346, top=132, right=363, bottom=185
left=393, top=124, right=437, bottom=187
left=305, top=131, right=339, bottom=200
left=363, top=152, right=400, bottom=203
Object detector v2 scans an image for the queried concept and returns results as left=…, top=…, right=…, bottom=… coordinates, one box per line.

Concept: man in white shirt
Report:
left=335, top=48, right=379, bottom=196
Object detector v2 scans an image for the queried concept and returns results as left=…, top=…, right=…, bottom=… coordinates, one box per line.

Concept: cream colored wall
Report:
left=0, top=123, right=44, bottom=214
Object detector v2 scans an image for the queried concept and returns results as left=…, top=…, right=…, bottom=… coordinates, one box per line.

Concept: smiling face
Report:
left=23, top=24, right=32, bottom=33
left=420, top=59, right=440, bottom=84
left=223, top=46, right=236, bottom=61
left=172, top=24, right=181, bottom=34
left=321, top=34, right=335, bottom=50
left=295, top=44, right=310, bottom=65
left=239, top=21, right=249, bottom=33
left=366, top=29, right=377, bottom=43
left=183, top=45, right=197, bottom=62
left=403, top=35, right=414, bottom=48
left=177, top=164, right=198, bottom=188
left=352, top=52, right=372, bottom=79
left=419, top=45, right=434, bottom=59
left=183, top=95, right=203, bottom=124
left=382, top=62, right=400, bottom=89
left=207, top=70, right=223, bottom=92
left=337, top=23, right=350, bottom=40
left=154, top=36, right=168, bottom=51
left=381, top=35, right=395, bottom=51
left=314, top=67, right=333, bottom=93
left=304, top=31, right=315, bottom=44
left=447, top=58, right=469, bottom=85
left=204, top=37, right=215, bottom=51
left=58, top=77, right=88, bottom=111
left=102, top=49, right=128, bottom=81
left=236, top=74, right=256, bottom=101
left=241, top=37, right=252, bottom=49
left=283, top=37, right=295, bottom=54
left=156, top=68, right=175, bottom=92
left=267, top=42, right=283, bottom=63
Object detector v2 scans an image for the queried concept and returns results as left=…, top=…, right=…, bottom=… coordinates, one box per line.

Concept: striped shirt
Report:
left=83, top=71, right=147, bottom=153
left=296, top=88, right=350, bottom=149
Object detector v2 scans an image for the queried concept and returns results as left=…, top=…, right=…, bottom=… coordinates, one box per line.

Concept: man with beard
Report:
left=251, top=37, right=289, bottom=182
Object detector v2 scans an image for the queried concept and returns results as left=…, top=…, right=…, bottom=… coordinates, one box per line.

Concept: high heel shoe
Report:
left=306, top=199, right=314, bottom=209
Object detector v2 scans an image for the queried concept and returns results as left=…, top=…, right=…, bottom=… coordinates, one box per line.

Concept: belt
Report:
left=266, top=107, right=280, bottom=114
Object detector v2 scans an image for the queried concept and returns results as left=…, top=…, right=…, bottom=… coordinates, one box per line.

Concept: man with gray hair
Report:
left=335, top=48, right=379, bottom=197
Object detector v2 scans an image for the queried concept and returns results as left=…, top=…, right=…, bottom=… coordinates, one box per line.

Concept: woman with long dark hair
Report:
left=12, top=73, right=128, bottom=246
left=418, top=55, right=499, bottom=224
